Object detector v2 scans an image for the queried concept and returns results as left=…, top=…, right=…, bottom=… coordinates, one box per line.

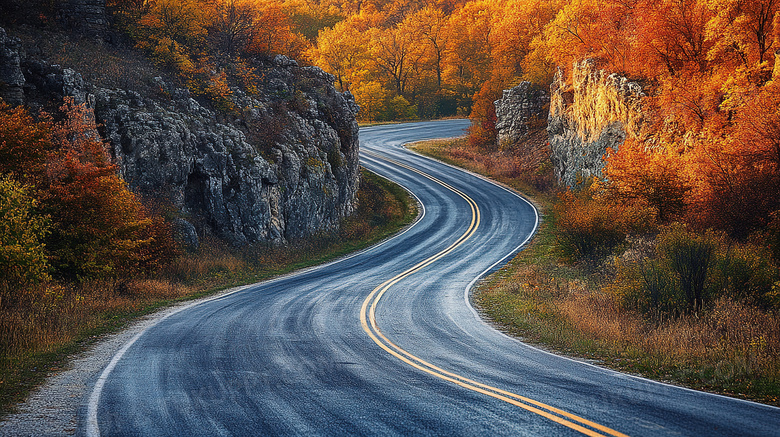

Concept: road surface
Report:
left=85, top=119, right=780, bottom=436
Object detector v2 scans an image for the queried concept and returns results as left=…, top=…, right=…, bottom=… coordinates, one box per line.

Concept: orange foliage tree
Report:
left=601, top=138, right=691, bottom=223
left=686, top=82, right=780, bottom=237
left=248, top=2, right=309, bottom=60
left=0, top=98, right=179, bottom=282
left=0, top=101, right=53, bottom=185
left=43, top=100, right=157, bottom=279
left=706, top=0, right=780, bottom=67
left=369, top=22, right=427, bottom=97
left=206, top=0, right=258, bottom=60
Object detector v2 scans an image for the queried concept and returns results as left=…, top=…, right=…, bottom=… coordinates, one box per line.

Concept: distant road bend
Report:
left=86, top=120, right=780, bottom=436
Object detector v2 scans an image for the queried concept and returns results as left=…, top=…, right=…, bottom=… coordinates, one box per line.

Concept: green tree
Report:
left=0, top=175, right=51, bottom=304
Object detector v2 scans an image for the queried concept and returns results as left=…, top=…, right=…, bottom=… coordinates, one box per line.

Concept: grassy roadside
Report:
left=410, top=138, right=780, bottom=406
left=0, top=168, right=416, bottom=417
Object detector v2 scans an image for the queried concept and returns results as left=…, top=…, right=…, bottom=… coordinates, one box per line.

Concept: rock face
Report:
left=2, top=26, right=360, bottom=247
left=95, top=58, right=359, bottom=245
left=57, top=0, right=109, bottom=36
left=0, top=28, right=25, bottom=105
left=547, top=59, right=644, bottom=187
left=494, top=81, right=548, bottom=146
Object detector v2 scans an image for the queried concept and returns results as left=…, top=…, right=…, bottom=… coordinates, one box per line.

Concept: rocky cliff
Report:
left=494, top=81, right=548, bottom=147
left=0, top=27, right=360, bottom=247
left=547, top=59, right=644, bottom=187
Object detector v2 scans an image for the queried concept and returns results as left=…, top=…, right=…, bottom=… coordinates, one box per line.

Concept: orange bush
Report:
left=601, top=138, right=691, bottom=223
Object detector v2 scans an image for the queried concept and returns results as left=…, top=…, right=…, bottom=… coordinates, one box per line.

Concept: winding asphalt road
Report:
left=85, top=120, right=780, bottom=436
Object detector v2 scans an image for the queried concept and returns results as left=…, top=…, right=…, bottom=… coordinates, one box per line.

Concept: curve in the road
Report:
left=359, top=153, right=625, bottom=437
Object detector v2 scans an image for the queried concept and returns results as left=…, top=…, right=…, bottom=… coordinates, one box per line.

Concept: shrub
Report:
left=554, top=185, right=656, bottom=262
left=711, top=243, right=779, bottom=309
left=43, top=100, right=154, bottom=280
left=658, top=223, right=719, bottom=313
left=613, top=223, right=780, bottom=316
left=382, top=95, right=418, bottom=121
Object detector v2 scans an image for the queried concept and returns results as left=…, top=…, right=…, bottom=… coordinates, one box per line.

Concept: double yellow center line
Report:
left=359, top=154, right=628, bottom=437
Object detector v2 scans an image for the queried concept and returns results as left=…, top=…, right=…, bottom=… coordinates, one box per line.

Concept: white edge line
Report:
left=86, top=155, right=427, bottom=437
left=85, top=294, right=233, bottom=437
left=401, top=141, right=780, bottom=412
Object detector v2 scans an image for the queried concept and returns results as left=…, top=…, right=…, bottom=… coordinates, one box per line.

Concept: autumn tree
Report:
left=310, top=18, right=372, bottom=92
left=369, top=22, right=426, bottom=97
left=351, top=80, right=388, bottom=121
left=206, top=0, right=257, bottom=61
left=248, top=2, right=309, bottom=60
left=445, top=0, right=494, bottom=93
left=601, top=139, right=691, bottom=223
left=43, top=100, right=154, bottom=279
left=706, top=0, right=780, bottom=67
left=283, top=0, right=344, bottom=42
left=687, top=81, right=780, bottom=237
left=492, top=0, right=564, bottom=81
left=404, top=5, right=451, bottom=90
left=0, top=101, right=54, bottom=185
left=632, top=0, right=714, bottom=76
left=138, top=0, right=207, bottom=49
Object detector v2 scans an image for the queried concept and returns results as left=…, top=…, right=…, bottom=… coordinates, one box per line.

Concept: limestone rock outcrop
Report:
left=94, top=57, right=359, bottom=245
left=57, top=0, right=109, bottom=36
left=547, top=59, right=644, bottom=187
left=0, top=28, right=25, bottom=105
left=494, top=81, right=548, bottom=147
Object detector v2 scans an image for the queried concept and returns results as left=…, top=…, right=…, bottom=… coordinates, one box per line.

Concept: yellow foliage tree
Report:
left=309, top=18, right=373, bottom=92
left=351, top=80, right=388, bottom=121
left=0, top=175, right=51, bottom=299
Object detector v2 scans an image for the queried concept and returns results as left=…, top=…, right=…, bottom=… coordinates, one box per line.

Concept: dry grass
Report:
left=14, top=27, right=169, bottom=96
left=411, top=129, right=554, bottom=195
left=0, top=280, right=186, bottom=358
left=478, top=231, right=780, bottom=404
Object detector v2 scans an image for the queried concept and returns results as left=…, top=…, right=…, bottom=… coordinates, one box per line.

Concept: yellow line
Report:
left=359, top=153, right=629, bottom=437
